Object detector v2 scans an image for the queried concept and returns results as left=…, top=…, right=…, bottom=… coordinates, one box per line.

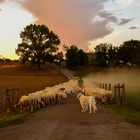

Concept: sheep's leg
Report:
left=93, top=103, right=97, bottom=113
left=31, top=106, right=33, bottom=112
left=40, top=100, right=45, bottom=107
left=89, top=103, right=92, bottom=113
left=20, top=105, right=23, bottom=112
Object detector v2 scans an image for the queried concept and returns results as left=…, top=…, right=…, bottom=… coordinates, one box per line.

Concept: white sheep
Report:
left=82, top=87, right=113, bottom=103
left=15, top=95, right=34, bottom=112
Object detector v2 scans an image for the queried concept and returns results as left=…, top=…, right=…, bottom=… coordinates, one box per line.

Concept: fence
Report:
left=3, top=88, right=19, bottom=113
left=98, top=83, right=126, bottom=106
left=0, top=85, right=48, bottom=115
left=114, top=84, right=125, bottom=106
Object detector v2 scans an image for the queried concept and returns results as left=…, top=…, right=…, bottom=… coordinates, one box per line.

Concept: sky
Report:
left=0, top=0, right=140, bottom=59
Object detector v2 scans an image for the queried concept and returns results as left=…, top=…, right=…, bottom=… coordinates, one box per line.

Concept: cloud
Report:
left=115, top=0, right=134, bottom=6
left=97, top=10, right=133, bottom=26
left=118, top=18, right=133, bottom=25
left=0, top=0, right=134, bottom=51
left=98, top=10, right=118, bottom=23
left=129, top=26, right=139, bottom=30
left=12, top=0, right=115, bottom=51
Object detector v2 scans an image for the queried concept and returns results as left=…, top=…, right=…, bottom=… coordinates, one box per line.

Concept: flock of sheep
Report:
left=15, top=78, right=113, bottom=114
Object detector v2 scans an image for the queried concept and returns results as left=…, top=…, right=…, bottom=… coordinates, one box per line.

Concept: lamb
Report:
left=15, top=95, right=34, bottom=112
left=77, top=93, right=97, bottom=113
left=28, top=91, right=45, bottom=109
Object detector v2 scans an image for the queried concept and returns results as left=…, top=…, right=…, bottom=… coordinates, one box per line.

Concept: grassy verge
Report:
left=125, top=90, right=140, bottom=111
left=106, top=104, right=140, bottom=125
left=0, top=112, right=30, bottom=128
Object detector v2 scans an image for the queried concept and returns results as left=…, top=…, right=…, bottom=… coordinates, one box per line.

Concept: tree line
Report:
left=94, top=40, right=140, bottom=68
left=2, top=23, right=139, bottom=70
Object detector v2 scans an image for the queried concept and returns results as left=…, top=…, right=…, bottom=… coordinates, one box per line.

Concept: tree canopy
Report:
left=15, top=24, right=60, bottom=69
left=94, top=43, right=112, bottom=67
left=94, top=40, right=140, bottom=67
left=65, top=45, right=89, bottom=70
left=118, top=39, right=140, bottom=66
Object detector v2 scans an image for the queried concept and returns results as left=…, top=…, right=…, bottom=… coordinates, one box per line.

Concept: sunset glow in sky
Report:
left=0, top=0, right=140, bottom=59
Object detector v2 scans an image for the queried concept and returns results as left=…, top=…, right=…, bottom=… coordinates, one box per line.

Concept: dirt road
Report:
left=0, top=95, right=140, bottom=140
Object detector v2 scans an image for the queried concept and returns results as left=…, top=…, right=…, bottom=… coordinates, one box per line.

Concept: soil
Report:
left=0, top=95, right=140, bottom=140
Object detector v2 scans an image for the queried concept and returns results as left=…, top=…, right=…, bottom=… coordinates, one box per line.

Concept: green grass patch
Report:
left=106, top=104, right=140, bottom=125
left=125, top=90, right=140, bottom=111
left=0, top=112, right=30, bottom=128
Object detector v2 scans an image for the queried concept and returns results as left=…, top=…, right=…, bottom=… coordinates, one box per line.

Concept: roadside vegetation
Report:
left=0, top=112, right=30, bottom=128
left=106, top=104, right=140, bottom=125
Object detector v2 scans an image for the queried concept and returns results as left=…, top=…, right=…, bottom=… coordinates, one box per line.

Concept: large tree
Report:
left=65, top=45, right=89, bottom=70
left=15, top=24, right=60, bottom=69
left=118, top=39, right=140, bottom=66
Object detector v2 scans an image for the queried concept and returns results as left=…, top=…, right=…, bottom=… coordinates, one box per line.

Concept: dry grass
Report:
left=0, top=63, right=68, bottom=88
left=0, top=63, right=68, bottom=111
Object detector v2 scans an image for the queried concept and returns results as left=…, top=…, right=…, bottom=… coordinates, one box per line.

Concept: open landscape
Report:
left=0, top=0, right=140, bottom=139
left=0, top=64, right=140, bottom=140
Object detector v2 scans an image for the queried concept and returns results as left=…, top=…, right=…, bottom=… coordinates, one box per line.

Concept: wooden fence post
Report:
left=105, top=83, right=107, bottom=90
left=11, top=88, right=14, bottom=110
left=102, top=84, right=104, bottom=89
left=109, top=83, right=111, bottom=91
left=15, top=88, right=19, bottom=104
left=122, top=84, right=125, bottom=106
left=114, top=85, right=117, bottom=104
left=117, top=84, right=121, bottom=105
left=3, top=89, right=6, bottom=112
left=5, top=88, right=11, bottom=112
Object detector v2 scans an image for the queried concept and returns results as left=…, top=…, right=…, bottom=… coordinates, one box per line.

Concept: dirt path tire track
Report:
left=0, top=95, right=140, bottom=140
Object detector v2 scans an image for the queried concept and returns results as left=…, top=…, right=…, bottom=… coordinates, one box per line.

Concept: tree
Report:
left=118, top=39, right=140, bottom=66
left=78, top=49, right=89, bottom=66
left=65, top=45, right=89, bottom=70
left=94, top=43, right=111, bottom=67
left=65, top=45, right=79, bottom=69
left=55, top=52, right=64, bottom=64
left=15, top=24, right=60, bottom=69
left=108, top=46, right=119, bottom=67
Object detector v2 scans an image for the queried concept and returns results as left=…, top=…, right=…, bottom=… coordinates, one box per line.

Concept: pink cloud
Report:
left=2, top=0, right=133, bottom=51
left=16, top=0, right=113, bottom=50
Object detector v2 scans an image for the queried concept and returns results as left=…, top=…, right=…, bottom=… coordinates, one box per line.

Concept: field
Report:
left=0, top=63, right=68, bottom=113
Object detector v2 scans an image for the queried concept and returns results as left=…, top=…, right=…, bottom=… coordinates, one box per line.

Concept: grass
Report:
left=0, top=112, right=30, bottom=128
left=106, top=104, right=140, bottom=125
left=125, top=89, right=140, bottom=111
